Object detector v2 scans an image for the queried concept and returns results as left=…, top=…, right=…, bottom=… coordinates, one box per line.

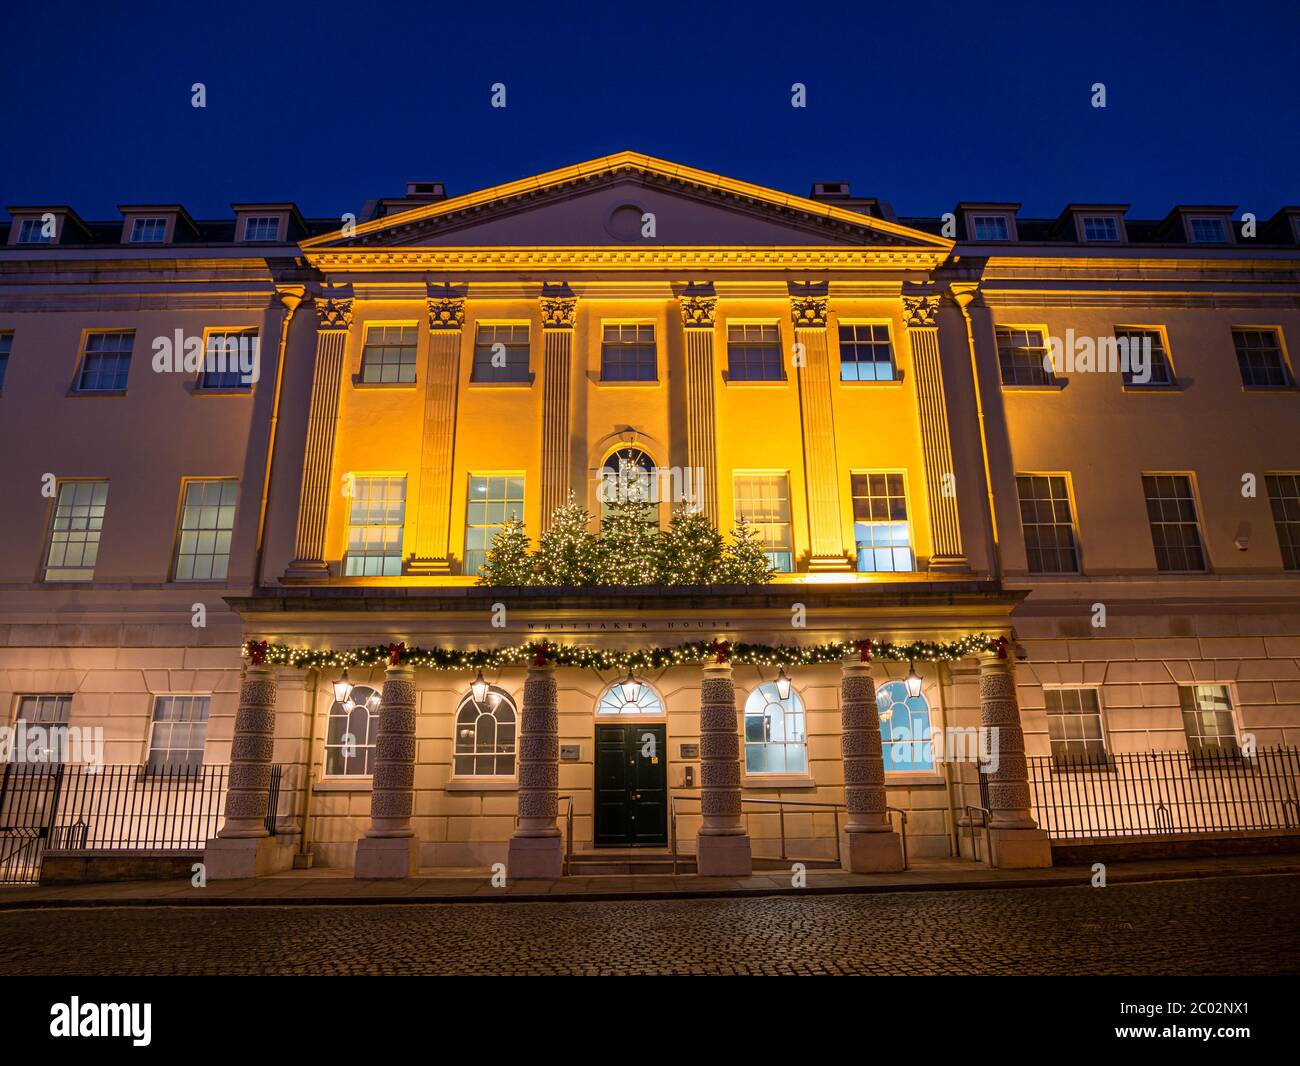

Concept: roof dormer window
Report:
left=17, top=217, right=54, bottom=244
left=1189, top=216, right=1228, bottom=244
left=1080, top=215, right=1120, bottom=242
left=242, top=216, right=282, bottom=242
left=971, top=215, right=1010, bottom=241
left=129, top=217, right=168, bottom=243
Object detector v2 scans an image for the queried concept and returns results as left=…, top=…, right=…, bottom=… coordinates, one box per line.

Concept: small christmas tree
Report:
left=476, top=516, right=534, bottom=586
left=718, top=515, right=777, bottom=584
left=656, top=505, right=724, bottom=584
left=596, top=498, right=661, bottom=585
left=533, top=494, right=600, bottom=586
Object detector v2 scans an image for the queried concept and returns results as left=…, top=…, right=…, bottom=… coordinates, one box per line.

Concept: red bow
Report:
left=388, top=642, right=406, bottom=666
left=991, top=636, right=1009, bottom=660
left=245, top=640, right=269, bottom=665
left=529, top=641, right=553, bottom=667
left=709, top=639, right=732, bottom=663
left=854, top=638, right=874, bottom=662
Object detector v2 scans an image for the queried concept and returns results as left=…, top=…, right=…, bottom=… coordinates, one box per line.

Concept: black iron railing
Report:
left=1028, top=746, right=1300, bottom=840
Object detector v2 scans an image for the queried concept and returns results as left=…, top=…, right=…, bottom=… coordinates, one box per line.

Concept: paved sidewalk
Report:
left=2, top=852, right=1298, bottom=908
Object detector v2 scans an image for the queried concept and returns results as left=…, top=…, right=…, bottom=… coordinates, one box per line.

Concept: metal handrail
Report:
left=886, top=805, right=909, bottom=870
left=963, top=804, right=992, bottom=864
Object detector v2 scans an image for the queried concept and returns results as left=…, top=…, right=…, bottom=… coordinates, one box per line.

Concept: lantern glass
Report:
left=619, top=670, right=642, bottom=706
left=775, top=666, right=792, bottom=700
left=905, top=662, right=923, bottom=699
left=332, top=668, right=353, bottom=705
left=471, top=670, right=489, bottom=705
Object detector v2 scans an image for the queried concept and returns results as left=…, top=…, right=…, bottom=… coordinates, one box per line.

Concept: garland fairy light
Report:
left=244, top=633, right=1006, bottom=670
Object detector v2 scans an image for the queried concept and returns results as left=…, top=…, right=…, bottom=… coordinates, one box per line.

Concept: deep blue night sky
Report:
left=3, top=0, right=1297, bottom=223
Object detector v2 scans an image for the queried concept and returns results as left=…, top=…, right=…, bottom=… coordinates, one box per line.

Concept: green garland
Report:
left=245, top=634, right=1002, bottom=671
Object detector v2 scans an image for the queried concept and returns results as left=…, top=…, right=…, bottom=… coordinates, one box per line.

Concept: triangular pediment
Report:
left=302, top=152, right=951, bottom=252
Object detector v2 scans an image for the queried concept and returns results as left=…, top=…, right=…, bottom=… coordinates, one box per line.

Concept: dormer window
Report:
left=1189, top=216, right=1228, bottom=244
left=129, top=217, right=168, bottom=243
left=242, top=216, right=282, bottom=242
left=17, top=218, right=54, bottom=244
left=971, top=215, right=1010, bottom=241
left=1081, top=215, right=1120, bottom=242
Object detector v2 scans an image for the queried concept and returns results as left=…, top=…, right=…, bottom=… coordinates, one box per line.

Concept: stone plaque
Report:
left=679, top=743, right=700, bottom=759
left=560, top=745, right=581, bottom=761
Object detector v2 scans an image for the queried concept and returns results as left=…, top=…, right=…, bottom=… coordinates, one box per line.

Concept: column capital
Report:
left=790, top=294, right=828, bottom=329
left=540, top=295, right=577, bottom=329
left=902, top=293, right=942, bottom=329
left=679, top=294, right=717, bottom=329
left=426, top=290, right=465, bottom=331
left=313, top=288, right=354, bottom=330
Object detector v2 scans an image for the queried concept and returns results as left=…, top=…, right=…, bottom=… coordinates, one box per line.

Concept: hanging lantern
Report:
left=905, top=661, right=923, bottom=699
left=619, top=669, right=642, bottom=706
left=471, top=669, right=489, bottom=705
left=775, top=666, right=792, bottom=700
left=332, top=667, right=353, bottom=705
left=365, top=690, right=382, bottom=714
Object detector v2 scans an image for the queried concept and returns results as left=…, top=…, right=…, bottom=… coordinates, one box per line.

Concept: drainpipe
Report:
left=253, top=285, right=306, bottom=588
left=949, top=283, right=1001, bottom=579
left=935, top=661, right=962, bottom=857
left=294, top=666, right=321, bottom=868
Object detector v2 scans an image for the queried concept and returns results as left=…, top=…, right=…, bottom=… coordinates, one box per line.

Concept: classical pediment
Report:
left=302, top=152, right=952, bottom=253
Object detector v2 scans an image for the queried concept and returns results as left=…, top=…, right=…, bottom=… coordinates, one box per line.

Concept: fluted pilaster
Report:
left=539, top=296, right=576, bottom=529
left=680, top=295, right=719, bottom=522
left=410, top=295, right=464, bottom=573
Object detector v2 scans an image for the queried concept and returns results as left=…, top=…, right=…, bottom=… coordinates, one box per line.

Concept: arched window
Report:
left=876, top=680, right=934, bottom=772
left=324, top=685, right=379, bottom=776
left=596, top=679, right=665, bottom=715
left=598, top=446, right=657, bottom=520
left=743, top=682, right=807, bottom=774
left=454, top=686, right=517, bottom=777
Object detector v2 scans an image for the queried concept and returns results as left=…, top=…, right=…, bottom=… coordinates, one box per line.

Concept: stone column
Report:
left=539, top=293, right=576, bottom=530
left=355, top=662, right=420, bottom=878
left=903, top=293, right=967, bottom=571
left=507, top=662, right=564, bottom=877
left=409, top=289, right=464, bottom=574
left=791, top=292, right=850, bottom=570
left=840, top=660, right=904, bottom=871
left=284, top=290, right=353, bottom=580
left=695, top=660, right=752, bottom=875
left=679, top=292, right=719, bottom=522
left=203, top=662, right=286, bottom=878
left=979, top=651, right=1052, bottom=868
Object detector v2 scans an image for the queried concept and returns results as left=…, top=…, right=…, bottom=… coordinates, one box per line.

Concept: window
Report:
left=1231, top=328, right=1290, bottom=388
left=1189, top=217, right=1227, bottom=244
left=197, top=329, right=258, bottom=390
left=1115, top=328, right=1174, bottom=386
left=465, top=475, right=524, bottom=575
left=733, top=473, right=793, bottom=572
left=838, top=323, right=897, bottom=381
left=146, top=695, right=210, bottom=771
left=242, top=216, right=281, bottom=241
left=44, top=481, right=109, bottom=582
left=995, top=327, right=1054, bottom=386
left=1179, top=685, right=1238, bottom=757
left=173, top=480, right=238, bottom=580
left=727, top=324, right=784, bottom=381
left=851, top=473, right=913, bottom=572
left=13, top=695, right=72, bottom=763
left=1265, top=474, right=1300, bottom=571
left=1142, top=475, right=1207, bottom=572
left=970, top=215, right=1010, bottom=241
left=471, top=324, right=530, bottom=383
left=876, top=681, right=934, bottom=773
left=344, top=476, right=406, bottom=576
left=1044, top=689, right=1106, bottom=765
left=743, top=682, right=807, bottom=774
left=1081, top=216, right=1120, bottom=242
left=600, top=324, right=656, bottom=382
left=454, top=686, right=517, bottom=776
left=1015, top=475, right=1079, bottom=574
left=359, top=325, right=418, bottom=384
left=0, top=331, right=11, bottom=390
left=129, top=217, right=168, bottom=243
left=596, top=680, right=665, bottom=715
left=324, top=684, right=379, bottom=776
left=17, top=218, right=53, bottom=244
left=76, top=331, right=134, bottom=392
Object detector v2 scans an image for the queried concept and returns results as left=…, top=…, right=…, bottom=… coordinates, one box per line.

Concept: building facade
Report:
left=1, top=153, right=1298, bottom=879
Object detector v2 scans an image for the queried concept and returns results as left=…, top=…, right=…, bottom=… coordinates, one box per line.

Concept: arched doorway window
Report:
left=876, top=680, right=934, bottom=772
left=454, top=685, right=517, bottom=777
left=324, top=685, right=380, bottom=777
left=596, top=679, right=665, bottom=715
left=743, top=682, right=808, bottom=774
left=598, top=446, right=657, bottom=522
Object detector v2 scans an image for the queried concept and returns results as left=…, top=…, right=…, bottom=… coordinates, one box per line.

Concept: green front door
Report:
left=594, top=723, right=668, bottom=847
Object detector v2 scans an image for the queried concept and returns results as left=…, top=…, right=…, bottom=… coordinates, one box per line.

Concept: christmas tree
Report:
left=656, top=505, right=724, bottom=584
left=595, top=497, right=661, bottom=585
left=533, top=494, right=601, bottom=586
left=718, top=515, right=778, bottom=584
left=475, top=516, right=534, bottom=586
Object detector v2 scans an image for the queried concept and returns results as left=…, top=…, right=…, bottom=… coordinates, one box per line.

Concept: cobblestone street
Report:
left=1, top=874, right=1296, bottom=976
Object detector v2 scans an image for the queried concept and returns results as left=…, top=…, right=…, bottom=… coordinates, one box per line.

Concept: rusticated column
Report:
left=978, top=651, right=1052, bottom=868
left=507, top=661, right=564, bottom=877
left=695, top=660, right=752, bottom=875
left=679, top=293, right=719, bottom=522
left=840, top=660, right=904, bottom=871
left=409, top=290, right=464, bottom=574
left=539, top=294, right=576, bottom=530
left=791, top=294, right=850, bottom=570
left=284, top=291, right=353, bottom=579
left=355, top=662, right=420, bottom=878
left=203, top=661, right=284, bottom=878
left=903, top=294, right=967, bottom=571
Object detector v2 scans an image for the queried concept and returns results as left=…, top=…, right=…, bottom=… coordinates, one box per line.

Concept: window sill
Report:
left=314, top=778, right=372, bottom=792
left=66, top=389, right=128, bottom=398
left=839, top=376, right=905, bottom=387
left=1000, top=382, right=1065, bottom=392
left=742, top=773, right=817, bottom=790
left=467, top=377, right=534, bottom=388
left=593, top=378, right=661, bottom=387
left=190, top=386, right=255, bottom=397
left=351, top=377, right=418, bottom=390
left=445, top=777, right=517, bottom=792
left=1240, top=385, right=1297, bottom=394
left=723, top=377, right=789, bottom=386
